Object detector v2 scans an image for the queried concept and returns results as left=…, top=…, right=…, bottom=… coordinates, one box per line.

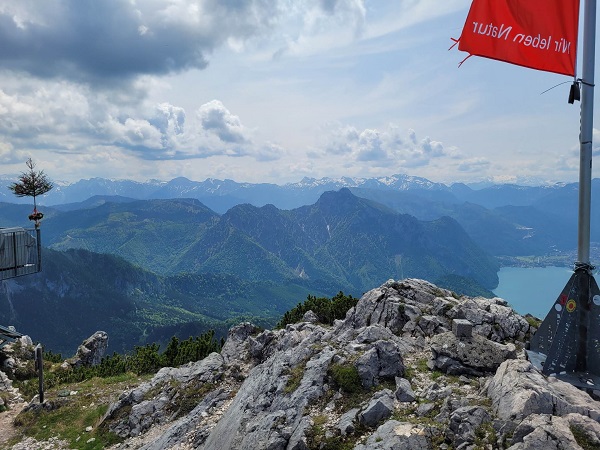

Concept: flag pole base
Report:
left=527, top=264, right=600, bottom=391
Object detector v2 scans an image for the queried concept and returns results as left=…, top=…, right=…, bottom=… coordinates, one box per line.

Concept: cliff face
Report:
left=96, top=278, right=600, bottom=450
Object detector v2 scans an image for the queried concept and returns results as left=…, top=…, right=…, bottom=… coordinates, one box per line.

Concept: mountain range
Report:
left=0, top=173, right=567, bottom=212
left=17, top=188, right=500, bottom=292
left=0, top=173, right=592, bottom=353
left=2, top=172, right=591, bottom=258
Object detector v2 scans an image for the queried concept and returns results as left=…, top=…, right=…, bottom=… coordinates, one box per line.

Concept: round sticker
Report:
left=555, top=303, right=563, bottom=312
left=594, top=295, right=600, bottom=306
left=559, top=294, right=568, bottom=306
left=566, top=299, right=577, bottom=313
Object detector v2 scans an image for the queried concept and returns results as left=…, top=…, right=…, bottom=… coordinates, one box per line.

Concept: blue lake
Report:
left=493, top=266, right=574, bottom=318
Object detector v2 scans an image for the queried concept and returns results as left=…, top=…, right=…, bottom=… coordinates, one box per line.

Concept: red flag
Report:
left=455, top=0, right=580, bottom=76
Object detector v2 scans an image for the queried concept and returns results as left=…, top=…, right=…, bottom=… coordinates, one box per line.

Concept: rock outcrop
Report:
left=9, top=278, right=600, bottom=450
left=62, top=331, right=109, bottom=369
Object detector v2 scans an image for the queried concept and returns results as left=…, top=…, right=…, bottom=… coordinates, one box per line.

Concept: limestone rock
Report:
left=448, top=297, right=531, bottom=342
left=287, top=416, right=312, bottom=450
left=86, top=278, right=592, bottom=450
left=63, top=331, right=108, bottom=369
left=430, top=331, right=517, bottom=376
left=220, top=322, right=262, bottom=365
left=395, top=377, right=416, bottom=402
left=302, top=310, right=319, bottom=323
left=337, top=408, right=359, bottom=436
left=487, top=359, right=600, bottom=422
left=201, top=324, right=331, bottom=450
left=0, top=369, right=22, bottom=403
left=355, top=340, right=404, bottom=388
left=420, top=382, right=452, bottom=402
left=103, top=352, right=225, bottom=438
left=507, top=413, right=600, bottom=449
left=354, top=420, right=432, bottom=450
left=448, top=406, right=491, bottom=448
left=358, top=389, right=395, bottom=428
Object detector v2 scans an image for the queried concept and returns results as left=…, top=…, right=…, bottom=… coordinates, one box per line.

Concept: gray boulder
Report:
left=63, top=331, right=108, bottom=369
left=337, top=408, right=359, bottom=436
left=420, top=382, right=452, bottom=402
left=418, top=314, right=449, bottom=336
left=354, top=420, right=432, bottom=450
left=416, top=402, right=436, bottom=417
left=487, top=360, right=600, bottom=422
left=358, top=389, right=395, bottom=428
left=355, top=325, right=397, bottom=344
left=394, top=377, right=415, bottom=402
left=349, top=279, right=451, bottom=334
left=0, top=369, right=22, bottom=404
left=302, top=310, right=319, bottom=323
left=355, top=340, right=404, bottom=388
left=448, top=406, right=492, bottom=448
left=429, top=331, right=517, bottom=376
left=140, top=388, right=230, bottom=450
left=448, top=298, right=531, bottom=342
left=507, top=413, right=600, bottom=449
left=220, top=322, right=262, bottom=365
left=201, top=325, right=331, bottom=450
left=287, top=416, right=312, bottom=450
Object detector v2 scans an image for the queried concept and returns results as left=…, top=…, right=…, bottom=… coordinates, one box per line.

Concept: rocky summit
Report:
left=4, top=278, right=600, bottom=449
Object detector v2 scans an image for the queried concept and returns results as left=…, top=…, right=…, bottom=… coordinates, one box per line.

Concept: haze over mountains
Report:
left=0, top=173, right=593, bottom=353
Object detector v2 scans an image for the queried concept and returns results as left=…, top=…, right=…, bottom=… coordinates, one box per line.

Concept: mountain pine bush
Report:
left=276, top=291, right=358, bottom=328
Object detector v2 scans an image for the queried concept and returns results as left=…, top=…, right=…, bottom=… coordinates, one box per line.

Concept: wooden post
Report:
left=35, top=344, right=44, bottom=404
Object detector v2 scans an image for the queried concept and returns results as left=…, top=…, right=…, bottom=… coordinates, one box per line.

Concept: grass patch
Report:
left=172, top=381, right=217, bottom=418
left=10, top=372, right=147, bottom=449
left=306, top=415, right=357, bottom=450
left=405, top=357, right=430, bottom=381
left=284, top=360, right=308, bottom=394
left=525, top=315, right=542, bottom=329
left=430, top=370, right=445, bottom=380
left=469, top=396, right=492, bottom=408
left=13, top=401, right=120, bottom=449
left=570, top=425, right=600, bottom=450
left=474, top=422, right=497, bottom=450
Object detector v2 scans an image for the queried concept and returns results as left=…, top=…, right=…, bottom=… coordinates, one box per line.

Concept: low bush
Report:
left=276, top=292, right=357, bottom=328
left=329, top=363, right=363, bottom=394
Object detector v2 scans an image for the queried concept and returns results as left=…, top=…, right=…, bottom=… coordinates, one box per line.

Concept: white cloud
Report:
left=198, top=100, right=248, bottom=144
left=99, top=116, right=164, bottom=151
left=0, top=1, right=577, bottom=187
left=320, top=122, right=457, bottom=168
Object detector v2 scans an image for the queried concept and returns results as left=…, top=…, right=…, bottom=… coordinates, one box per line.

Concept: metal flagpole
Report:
left=579, top=0, right=596, bottom=265
left=528, top=0, right=600, bottom=389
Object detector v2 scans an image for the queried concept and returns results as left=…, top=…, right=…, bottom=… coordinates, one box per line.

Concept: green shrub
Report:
left=43, top=350, right=64, bottom=363
left=329, top=364, right=363, bottom=394
left=276, top=292, right=357, bottom=328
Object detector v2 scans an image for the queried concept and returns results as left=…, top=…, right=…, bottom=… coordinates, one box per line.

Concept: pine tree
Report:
left=8, top=158, right=53, bottom=226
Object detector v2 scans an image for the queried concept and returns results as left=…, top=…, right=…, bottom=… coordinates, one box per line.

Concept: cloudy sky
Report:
left=0, top=0, right=596, bottom=186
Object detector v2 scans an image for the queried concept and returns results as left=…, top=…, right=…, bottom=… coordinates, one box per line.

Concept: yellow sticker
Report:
left=566, top=299, right=577, bottom=313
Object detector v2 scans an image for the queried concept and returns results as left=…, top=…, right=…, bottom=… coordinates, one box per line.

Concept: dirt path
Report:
left=0, top=401, right=26, bottom=448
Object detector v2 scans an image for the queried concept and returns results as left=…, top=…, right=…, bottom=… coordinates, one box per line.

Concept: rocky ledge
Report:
left=91, top=278, right=600, bottom=449
left=5, top=278, right=600, bottom=449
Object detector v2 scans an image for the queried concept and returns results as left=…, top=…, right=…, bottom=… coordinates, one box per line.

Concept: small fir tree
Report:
left=8, top=158, right=53, bottom=226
